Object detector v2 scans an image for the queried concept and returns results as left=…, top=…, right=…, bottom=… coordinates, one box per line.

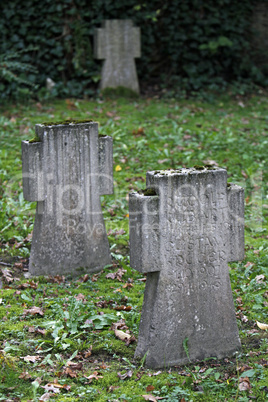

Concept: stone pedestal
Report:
left=129, top=167, right=244, bottom=368
left=94, top=20, right=141, bottom=93
left=21, top=122, right=113, bottom=276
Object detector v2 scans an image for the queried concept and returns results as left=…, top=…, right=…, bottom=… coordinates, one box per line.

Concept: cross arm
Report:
left=227, top=183, right=244, bottom=262
left=94, top=28, right=106, bottom=60
left=98, top=136, right=113, bottom=195
left=21, top=140, right=44, bottom=202
left=129, top=192, right=160, bottom=273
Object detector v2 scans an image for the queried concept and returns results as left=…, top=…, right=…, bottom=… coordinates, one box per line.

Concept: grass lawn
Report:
left=0, top=93, right=267, bottom=401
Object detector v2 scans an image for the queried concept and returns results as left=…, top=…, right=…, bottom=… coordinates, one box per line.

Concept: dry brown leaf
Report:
left=23, top=306, right=44, bottom=317
left=142, top=394, right=162, bottom=401
left=22, top=355, right=40, bottom=363
left=66, top=361, right=83, bottom=370
left=255, top=274, right=265, bottom=283
left=19, top=371, right=32, bottom=380
left=238, top=377, right=251, bottom=391
left=117, top=370, right=133, bottom=380
left=39, top=393, right=52, bottom=401
left=256, top=320, right=268, bottom=330
left=81, top=274, right=89, bottom=283
left=84, top=346, right=92, bottom=358
left=114, top=305, right=132, bottom=311
left=84, top=371, right=103, bottom=383
left=74, top=293, right=87, bottom=302
left=64, top=367, right=77, bottom=378
left=146, top=385, right=155, bottom=392
left=106, top=268, right=126, bottom=281
left=122, top=283, right=134, bottom=289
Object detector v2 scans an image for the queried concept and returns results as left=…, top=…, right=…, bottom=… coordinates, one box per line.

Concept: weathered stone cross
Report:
left=21, top=121, right=113, bottom=276
left=94, top=20, right=141, bottom=93
left=129, top=167, right=244, bottom=368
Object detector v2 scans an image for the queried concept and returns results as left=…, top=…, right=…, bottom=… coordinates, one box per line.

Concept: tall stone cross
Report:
left=129, top=167, right=244, bottom=368
left=94, top=20, right=141, bottom=93
left=21, top=121, right=113, bottom=276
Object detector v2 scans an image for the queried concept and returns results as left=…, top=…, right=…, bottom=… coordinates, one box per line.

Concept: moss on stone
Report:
left=139, top=188, right=157, bottom=196
left=41, top=119, right=94, bottom=126
left=194, top=165, right=205, bottom=170
left=28, top=135, right=41, bottom=143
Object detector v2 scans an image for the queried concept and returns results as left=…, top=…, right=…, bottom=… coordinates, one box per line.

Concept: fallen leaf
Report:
left=123, top=283, right=134, bottom=289
left=114, top=329, right=131, bottom=341
left=64, top=367, right=77, bottom=378
left=146, top=385, right=155, bottom=392
left=142, top=394, right=164, bottom=401
left=255, top=274, right=265, bottom=283
left=39, top=393, right=52, bottom=401
left=114, top=305, right=132, bottom=311
left=22, top=355, right=40, bottom=363
left=74, top=293, right=87, bottom=302
left=14, top=262, right=23, bottom=269
left=84, top=371, right=103, bottom=383
left=115, top=165, right=122, bottom=172
left=42, top=384, right=61, bottom=393
left=91, top=274, right=99, bottom=282
left=118, top=370, right=133, bottom=380
left=42, top=379, right=71, bottom=393
left=108, top=385, right=120, bottom=392
left=1, top=268, right=14, bottom=283
left=19, top=371, right=32, bottom=380
left=23, top=307, right=44, bottom=317
left=81, top=274, right=89, bottom=283
left=244, top=261, right=254, bottom=268
left=48, top=275, right=65, bottom=284
left=238, top=376, right=251, bottom=391
left=66, top=361, right=83, bottom=370
left=256, top=321, right=268, bottom=330
left=84, top=346, right=92, bottom=358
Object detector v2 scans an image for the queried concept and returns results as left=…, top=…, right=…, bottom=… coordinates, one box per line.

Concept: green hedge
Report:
left=0, top=0, right=265, bottom=99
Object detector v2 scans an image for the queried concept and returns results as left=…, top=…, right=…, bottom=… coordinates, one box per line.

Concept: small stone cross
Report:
left=129, top=167, right=244, bottom=368
left=21, top=122, right=113, bottom=276
left=94, top=20, right=141, bottom=93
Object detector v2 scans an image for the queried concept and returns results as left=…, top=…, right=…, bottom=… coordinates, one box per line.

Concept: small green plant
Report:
left=43, top=296, right=117, bottom=350
left=183, top=337, right=191, bottom=362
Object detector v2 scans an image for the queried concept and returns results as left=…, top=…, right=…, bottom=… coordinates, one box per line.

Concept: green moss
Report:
left=101, top=86, right=139, bottom=99
left=194, top=165, right=205, bottom=170
left=139, top=188, right=157, bottom=196
left=41, top=118, right=94, bottom=126
left=28, top=135, right=41, bottom=143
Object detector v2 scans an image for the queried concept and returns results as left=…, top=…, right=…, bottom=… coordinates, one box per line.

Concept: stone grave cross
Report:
left=94, top=20, right=141, bottom=93
left=129, top=167, right=244, bottom=368
left=21, top=121, right=113, bottom=276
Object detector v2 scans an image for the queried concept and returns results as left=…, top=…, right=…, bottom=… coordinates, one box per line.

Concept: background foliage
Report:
left=0, top=0, right=266, bottom=99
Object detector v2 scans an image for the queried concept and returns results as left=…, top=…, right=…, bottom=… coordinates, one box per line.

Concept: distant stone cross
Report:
left=21, top=122, right=113, bottom=276
left=94, top=20, right=141, bottom=93
left=129, top=167, right=244, bottom=368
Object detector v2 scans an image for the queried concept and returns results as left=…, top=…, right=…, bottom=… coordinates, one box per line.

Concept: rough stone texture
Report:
left=94, top=20, right=140, bottom=93
left=129, top=167, right=244, bottom=368
left=21, top=122, right=113, bottom=276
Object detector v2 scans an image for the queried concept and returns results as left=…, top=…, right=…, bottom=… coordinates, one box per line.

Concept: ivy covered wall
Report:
left=0, top=0, right=266, bottom=99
